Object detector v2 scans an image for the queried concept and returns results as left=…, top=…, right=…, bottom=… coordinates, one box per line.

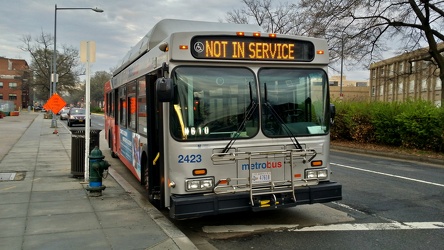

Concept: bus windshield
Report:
left=259, top=68, right=329, bottom=137
left=171, top=67, right=259, bottom=140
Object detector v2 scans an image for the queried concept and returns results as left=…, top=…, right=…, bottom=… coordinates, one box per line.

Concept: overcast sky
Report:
left=0, top=0, right=368, bottom=80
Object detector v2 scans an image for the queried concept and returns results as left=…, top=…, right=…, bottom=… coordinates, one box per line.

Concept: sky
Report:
left=0, top=0, right=369, bottom=81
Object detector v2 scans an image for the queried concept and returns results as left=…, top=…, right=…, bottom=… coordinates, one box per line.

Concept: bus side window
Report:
left=120, top=98, right=127, bottom=127
left=128, top=81, right=137, bottom=131
left=128, top=96, right=137, bottom=130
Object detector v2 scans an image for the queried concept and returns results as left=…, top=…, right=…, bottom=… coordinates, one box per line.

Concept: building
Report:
left=0, top=57, right=31, bottom=110
left=369, top=44, right=443, bottom=107
left=329, top=75, right=370, bottom=101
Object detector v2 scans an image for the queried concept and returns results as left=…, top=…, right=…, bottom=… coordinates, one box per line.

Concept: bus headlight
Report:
left=305, top=169, right=328, bottom=180
left=185, top=178, right=214, bottom=191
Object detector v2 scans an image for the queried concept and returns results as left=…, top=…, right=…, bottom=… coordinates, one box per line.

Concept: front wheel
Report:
left=144, top=158, right=160, bottom=208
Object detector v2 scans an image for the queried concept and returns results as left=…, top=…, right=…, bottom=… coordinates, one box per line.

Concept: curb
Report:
left=331, top=145, right=444, bottom=166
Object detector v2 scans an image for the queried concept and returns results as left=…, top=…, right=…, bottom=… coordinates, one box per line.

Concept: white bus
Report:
left=105, top=19, right=341, bottom=219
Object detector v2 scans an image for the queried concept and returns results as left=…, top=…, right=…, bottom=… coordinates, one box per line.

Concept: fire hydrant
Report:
left=86, top=146, right=110, bottom=196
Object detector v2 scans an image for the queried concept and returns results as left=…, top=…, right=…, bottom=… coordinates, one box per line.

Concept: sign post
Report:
left=80, top=41, right=96, bottom=182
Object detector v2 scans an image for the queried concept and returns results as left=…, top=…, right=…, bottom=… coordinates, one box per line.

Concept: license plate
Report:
left=79, top=119, right=83, bottom=122
left=252, top=172, right=271, bottom=183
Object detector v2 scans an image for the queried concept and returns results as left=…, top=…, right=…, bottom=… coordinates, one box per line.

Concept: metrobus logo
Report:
left=241, top=161, right=283, bottom=170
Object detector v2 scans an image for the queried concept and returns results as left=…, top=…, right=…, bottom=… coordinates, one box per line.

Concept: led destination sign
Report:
left=191, top=36, right=315, bottom=61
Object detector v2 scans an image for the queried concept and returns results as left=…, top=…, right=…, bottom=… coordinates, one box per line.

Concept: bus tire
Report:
left=143, top=154, right=160, bottom=208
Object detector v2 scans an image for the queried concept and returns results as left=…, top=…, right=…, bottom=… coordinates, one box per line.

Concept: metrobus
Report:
left=104, top=19, right=341, bottom=219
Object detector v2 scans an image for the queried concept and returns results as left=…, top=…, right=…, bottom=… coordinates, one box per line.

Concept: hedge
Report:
left=331, top=100, right=444, bottom=152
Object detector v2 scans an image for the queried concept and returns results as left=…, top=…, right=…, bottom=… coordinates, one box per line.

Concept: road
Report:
left=200, top=151, right=444, bottom=250
left=84, top=115, right=444, bottom=249
left=58, top=113, right=104, bottom=129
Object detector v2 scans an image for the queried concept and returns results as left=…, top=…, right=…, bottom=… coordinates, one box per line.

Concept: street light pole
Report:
left=51, top=4, right=103, bottom=128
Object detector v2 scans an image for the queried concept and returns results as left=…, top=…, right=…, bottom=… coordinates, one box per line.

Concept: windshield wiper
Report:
left=263, top=82, right=303, bottom=150
left=222, top=82, right=257, bottom=153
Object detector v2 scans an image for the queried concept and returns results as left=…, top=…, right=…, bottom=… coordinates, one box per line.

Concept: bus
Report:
left=104, top=19, right=341, bottom=219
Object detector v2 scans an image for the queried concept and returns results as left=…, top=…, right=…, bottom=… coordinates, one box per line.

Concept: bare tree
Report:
left=225, top=0, right=367, bottom=77
left=225, top=0, right=306, bottom=35
left=227, top=0, right=444, bottom=105
left=21, top=31, right=83, bottom=101
left=90, top=71, right=112, bottom=108
left=306, top=0, right=444, bottom=104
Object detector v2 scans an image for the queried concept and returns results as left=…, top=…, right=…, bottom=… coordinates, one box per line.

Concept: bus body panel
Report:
left=105, top=19, right=341, bottom=219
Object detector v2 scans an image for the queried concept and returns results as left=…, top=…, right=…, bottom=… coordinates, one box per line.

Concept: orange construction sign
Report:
left=44, top=93, right=67, bottom=114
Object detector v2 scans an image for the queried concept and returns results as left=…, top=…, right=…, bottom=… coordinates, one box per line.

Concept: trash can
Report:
left=70, top=128, right=102, bottom=177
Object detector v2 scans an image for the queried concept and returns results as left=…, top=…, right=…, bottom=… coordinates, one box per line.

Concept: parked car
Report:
left=60, top=109, right=69, bottom=120
left=67, top=108, right=86, bottom=127
left=58, top=106, right=70, bottom=115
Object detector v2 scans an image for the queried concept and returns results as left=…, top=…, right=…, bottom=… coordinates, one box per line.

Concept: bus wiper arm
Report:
left=264, top=83, right=302, bottom=150
left=222, top=101, right=257, bottom=154
left=222, top=82, right=256, bottom=154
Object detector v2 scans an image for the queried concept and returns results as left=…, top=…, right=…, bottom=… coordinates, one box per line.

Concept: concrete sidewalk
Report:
left=0, top=112, right=197, bottom=250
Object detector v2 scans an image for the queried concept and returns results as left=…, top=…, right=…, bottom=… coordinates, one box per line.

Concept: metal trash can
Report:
left=70, top=128, right=102, bottom=177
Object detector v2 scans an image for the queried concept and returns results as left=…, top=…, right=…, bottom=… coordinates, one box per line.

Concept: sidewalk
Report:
left=0, top=112, right=198, bottom=250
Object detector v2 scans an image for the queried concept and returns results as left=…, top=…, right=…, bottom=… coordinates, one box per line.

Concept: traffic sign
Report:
left=44, top=93, right=67, bottom=114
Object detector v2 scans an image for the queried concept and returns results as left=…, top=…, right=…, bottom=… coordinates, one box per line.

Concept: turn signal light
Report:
left=217, top=179, right=228, bottom=185
left=311, top=160, right=323, bottom=167
left=179, top=45, right=188, bottom=50
left=193, top=169, right=207, bottom=176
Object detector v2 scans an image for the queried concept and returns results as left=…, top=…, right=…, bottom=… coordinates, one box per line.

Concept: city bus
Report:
left=104, top=19, right=341, bottom=219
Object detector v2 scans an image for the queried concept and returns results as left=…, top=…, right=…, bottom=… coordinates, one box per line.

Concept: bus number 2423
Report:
left=178, top=154, right=202, bottom=163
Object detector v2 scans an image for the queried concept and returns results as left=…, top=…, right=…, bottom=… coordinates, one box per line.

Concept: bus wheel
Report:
left=143, top=161, right=160, bottom=208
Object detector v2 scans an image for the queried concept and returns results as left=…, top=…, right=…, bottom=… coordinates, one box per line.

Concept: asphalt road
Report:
left=88, top=115, right=444, bottom=249
left=203, top=151, right=444, bottom=250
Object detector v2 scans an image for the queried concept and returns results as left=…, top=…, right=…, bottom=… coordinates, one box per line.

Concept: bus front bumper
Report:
left=170, top=181, right=342, bottom=219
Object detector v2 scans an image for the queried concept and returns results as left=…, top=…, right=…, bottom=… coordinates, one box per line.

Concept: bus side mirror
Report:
left=330, top=103, right=336, bottom=125
left=156, top=78, right=174, bottom=102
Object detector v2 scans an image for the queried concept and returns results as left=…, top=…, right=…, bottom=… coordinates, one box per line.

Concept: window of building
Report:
left=9, top=82, right=17, bottom=89
left=398, top=62, right=404, bottom=73
left=371, top=86, right=376, bottom=97
left=0, top=94, right=3, bottom=99
left=389, top=64, right=394, bottom=76
left=9, top=94, right=17, bottom=100
left=398, top=80, right=403, bottom=94
left=0, top=82, right=3, bottom=88
left=421, top=78, right=427, bottom=92
left=379, top=85, right=384, bottom=96
left=388, top=83, right=393, bottom=95
left=411, top=61, right=416, bottom=73
left=409, top=79, right=415, bottom=93
left=436, top=77, right=442, bottom=90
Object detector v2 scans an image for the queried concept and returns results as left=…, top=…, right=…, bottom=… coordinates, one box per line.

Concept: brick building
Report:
left=0, top=57, right=30, bottom=110
left=369, top=44, right=443, bottom=107
left=329, top=75, right=370, bottom=101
